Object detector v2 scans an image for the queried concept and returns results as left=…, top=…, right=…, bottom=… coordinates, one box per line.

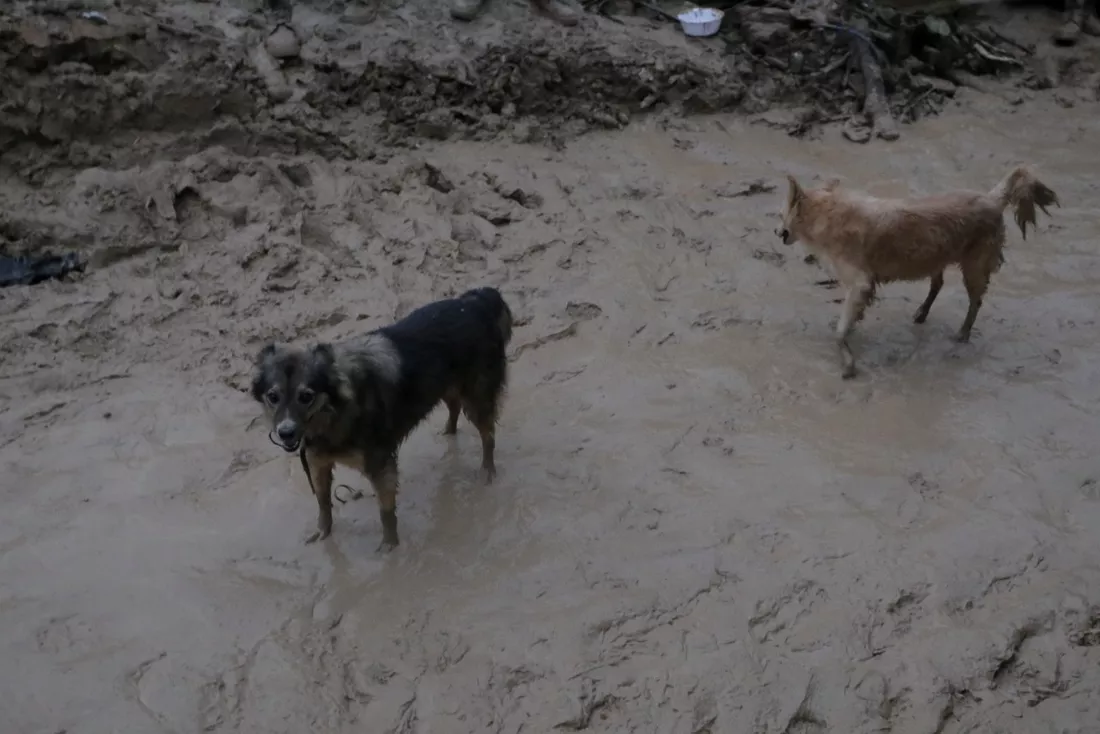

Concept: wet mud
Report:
left=3, top=2, right=1100, bottom=733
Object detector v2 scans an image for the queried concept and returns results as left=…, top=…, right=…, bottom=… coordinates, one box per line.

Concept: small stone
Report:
left=342, top=5, right=377, bottom=25
left=743, top=21, right=788, bottom=48
left=911, top=75, right=957, bottom=96
left=923, top=16, right=951, bottom=39
left=511, top=119, right=544, bottom=144
left=265, top=24, right=300, bottom=59
left=416, top=109, right=453, bottom=140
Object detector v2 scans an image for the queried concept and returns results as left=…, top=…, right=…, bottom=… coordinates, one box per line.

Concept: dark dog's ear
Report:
left=311, top=343, right=355, bottom=405
left=250, top=343, right=278, bottom=403
left=249, top=364, right=270, bottom=403
left=311, top=343, right=336, bottom=367
left=254, top=342, right=277, bottom=365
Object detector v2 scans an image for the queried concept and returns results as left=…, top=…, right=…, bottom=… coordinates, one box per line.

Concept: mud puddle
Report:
left=3, top=4, right=1100, bottom=733
left=2, top=88, right=1100, bottom=733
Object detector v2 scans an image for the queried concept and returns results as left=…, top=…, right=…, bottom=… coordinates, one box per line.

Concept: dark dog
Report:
left=250, top=287, right=513, bottom=550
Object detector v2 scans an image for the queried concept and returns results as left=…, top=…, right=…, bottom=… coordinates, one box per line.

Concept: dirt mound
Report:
left=319, top=38, right=744, bottom=143
left=0, top=3, right=749, bottom=171
left=0, top=0, right=1051, bottom=176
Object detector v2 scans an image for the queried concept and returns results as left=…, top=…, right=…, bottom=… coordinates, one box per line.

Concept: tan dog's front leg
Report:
left=836, top=283, right=874, bottom=380
left=304, top=454, right=335, bottom=544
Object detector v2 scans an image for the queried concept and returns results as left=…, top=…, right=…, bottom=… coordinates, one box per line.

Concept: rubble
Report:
left=590, top=0, right=1037, bottom=140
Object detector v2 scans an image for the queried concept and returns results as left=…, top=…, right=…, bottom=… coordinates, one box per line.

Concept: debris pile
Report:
left=589, top=0, right=1035, bottom=140
left=0, top=0, right=1042, bottom=157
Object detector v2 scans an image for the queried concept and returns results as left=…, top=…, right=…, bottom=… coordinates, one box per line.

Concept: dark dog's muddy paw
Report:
left=841, top=365, right=858, bottom=380
left=952, top=332, right=972, bottom=344
left=480, top=465, right=497, bottom=484
left=913, top=309, right=929, bottom=324
left=305, top=527, right=332, bottom=544
left=376, top=538, right=399, bottom=553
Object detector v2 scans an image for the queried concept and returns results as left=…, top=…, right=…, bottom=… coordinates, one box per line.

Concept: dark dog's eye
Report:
left=298, top=389, right=315, bottom=406
left=265, top=389, right=280, bottom=405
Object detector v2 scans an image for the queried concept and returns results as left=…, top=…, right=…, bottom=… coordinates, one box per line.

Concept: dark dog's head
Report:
left=250, top=342, right=347, bottom=453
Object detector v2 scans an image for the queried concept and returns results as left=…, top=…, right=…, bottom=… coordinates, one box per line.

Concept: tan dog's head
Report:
left=776, top=175, right=840, bottom=245
left=250, top=342, right=344, bottom=453
left=776, top=175, right=808, bottom=245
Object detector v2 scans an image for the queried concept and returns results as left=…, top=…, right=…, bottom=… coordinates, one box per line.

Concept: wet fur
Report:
left=777, top=166, right=1059, bottom=379
left=250, top=287, right=513, bottom=549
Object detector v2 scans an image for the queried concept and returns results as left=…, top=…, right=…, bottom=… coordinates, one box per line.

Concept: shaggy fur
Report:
left=250, top=287, right=513, bottom=549
left=776, top=166, right=1059, bottom=378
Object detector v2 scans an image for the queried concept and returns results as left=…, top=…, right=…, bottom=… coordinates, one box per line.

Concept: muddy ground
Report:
left=3, top=1, right=1100, bottom=733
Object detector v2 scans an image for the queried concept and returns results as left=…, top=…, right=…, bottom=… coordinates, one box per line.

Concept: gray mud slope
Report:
left=2, top=2, right=1100, bottom=734
left=0, top=1, right=744, bottom=173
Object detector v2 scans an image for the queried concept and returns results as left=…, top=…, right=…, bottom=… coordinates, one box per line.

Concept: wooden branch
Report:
left=849, top=20, right=898, bottom=141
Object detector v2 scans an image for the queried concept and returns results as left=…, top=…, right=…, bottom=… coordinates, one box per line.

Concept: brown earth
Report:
left=3, top=1, right=1100, bottom=733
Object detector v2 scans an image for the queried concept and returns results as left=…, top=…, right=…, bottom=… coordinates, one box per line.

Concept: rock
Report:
left=250, top=44, right=292, bottom=102
left=922, top=16, right=951, bottom=40
left=911, top=75, right=957, bottom=96
left=415, top=109, right=454, bottom=140
left=265, top=24, right=300, bottom=60
left=842, top=120, right=872, bottom=144
left=342, top=5, right=377, bottom=25
left=511, top=119, right=545, bottom=144
left=733, top=6, right=789, bottom=24
left=1054, top=91, right=1075, bottom=109
left=743, top=22, right=788, bottom=49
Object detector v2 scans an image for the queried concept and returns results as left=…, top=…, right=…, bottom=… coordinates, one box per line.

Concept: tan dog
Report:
left=776, top=167, right=1059, bottom=378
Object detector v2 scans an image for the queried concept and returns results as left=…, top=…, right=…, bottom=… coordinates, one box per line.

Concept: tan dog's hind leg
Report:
left=305, top=455, right=335, bottom=544
left=956, top=261, right=991, bottom=343
left=913, top=270, right=945, bottom=324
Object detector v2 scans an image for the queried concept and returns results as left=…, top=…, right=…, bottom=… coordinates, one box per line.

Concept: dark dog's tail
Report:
left=988, top=166, right=1060, bottom=241
left=462, top=287, right=513, bottom=345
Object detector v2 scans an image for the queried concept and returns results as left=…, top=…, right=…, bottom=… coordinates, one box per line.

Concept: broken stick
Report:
left=848, top=20, right=898, bottom=141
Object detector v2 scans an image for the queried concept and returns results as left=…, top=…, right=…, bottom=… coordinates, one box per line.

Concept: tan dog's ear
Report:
left=786, top=175, right=804, bottom=207
left=823, top=177, right=841, bottom=192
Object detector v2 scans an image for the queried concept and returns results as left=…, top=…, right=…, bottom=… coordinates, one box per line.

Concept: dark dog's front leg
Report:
left=369, top=460, right=400, bottom=551
left=304, top=454, right=335, bottom=544
left=443, top=395, right=461, bottom=436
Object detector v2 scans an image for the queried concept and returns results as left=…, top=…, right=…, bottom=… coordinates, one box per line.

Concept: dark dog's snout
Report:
left=776, top=227, right=791, bottom=244
left=271, top=420, right=303, bottom=452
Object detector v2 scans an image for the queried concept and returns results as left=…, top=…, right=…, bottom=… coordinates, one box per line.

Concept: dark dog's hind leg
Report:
left=473, top=412, right=497, bottom=483
left=443, top=392, right=461, bottom=436
left=463, top=368, right=505, bottom=483
left=305, top=455, right=335, bottom=544
left=369, top=460, right=400, bottom=551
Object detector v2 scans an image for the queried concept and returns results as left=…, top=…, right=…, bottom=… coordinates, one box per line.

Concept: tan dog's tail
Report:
left=988, top=166, right=1060, bottom=240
